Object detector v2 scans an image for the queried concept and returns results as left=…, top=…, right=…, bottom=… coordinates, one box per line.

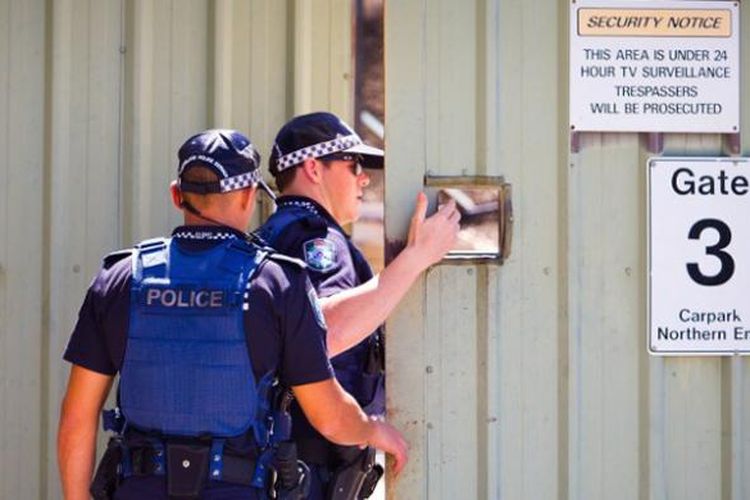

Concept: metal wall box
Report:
left=424, top=175, right=513, bottom=264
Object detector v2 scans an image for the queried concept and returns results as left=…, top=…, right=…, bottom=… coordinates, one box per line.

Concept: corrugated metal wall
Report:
left=4, top=0, right=750, bottom=499
left=384, top=0, right=750, bottom=499
left=0, top=1, right=352, bottom=498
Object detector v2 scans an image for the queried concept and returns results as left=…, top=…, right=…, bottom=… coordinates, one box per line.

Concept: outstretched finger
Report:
left=408, top=192, right=428, bottom=244
left=412, top=192, right=428, bottom=224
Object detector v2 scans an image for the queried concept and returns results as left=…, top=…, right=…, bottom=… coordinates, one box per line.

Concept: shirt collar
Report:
left=171, top=225, right=245, bottom=242
left=275, top=196, right=345, bottom=232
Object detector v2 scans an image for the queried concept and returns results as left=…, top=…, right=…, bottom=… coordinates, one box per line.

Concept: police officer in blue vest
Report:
left=257, top=113, right=460, bottom=499
left=58, top=129, right=408, bottom=500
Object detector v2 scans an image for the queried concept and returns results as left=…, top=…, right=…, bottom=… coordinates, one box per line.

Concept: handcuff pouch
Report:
left=166, top=443, right=210, bottom=499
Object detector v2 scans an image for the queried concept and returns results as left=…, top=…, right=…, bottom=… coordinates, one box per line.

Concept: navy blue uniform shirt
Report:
left=257, top=196, right=384, bottom=446
left=63, top=225, right=333, bottom=499
left=263, top=197, right=373, bottom=298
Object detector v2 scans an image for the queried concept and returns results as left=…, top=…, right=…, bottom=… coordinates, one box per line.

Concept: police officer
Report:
left=257, top=113, right=459, bottom=499
left=57, top=129, right=408, bottom=500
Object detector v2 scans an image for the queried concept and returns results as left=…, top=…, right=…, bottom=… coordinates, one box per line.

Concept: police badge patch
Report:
left=307, top=287, right=327, bottom=329
left=303, top=238, right=337, bottom=272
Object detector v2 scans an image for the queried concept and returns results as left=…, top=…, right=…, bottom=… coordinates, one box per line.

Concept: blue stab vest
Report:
left=258, top=203, right=385, bottom=415
left=120, top=236, right=270, bottom=440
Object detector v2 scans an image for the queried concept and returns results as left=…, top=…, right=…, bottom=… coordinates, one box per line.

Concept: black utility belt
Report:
left=93, top=437, right=314, bottom=500
left=130, top=445, right=258, bottom=486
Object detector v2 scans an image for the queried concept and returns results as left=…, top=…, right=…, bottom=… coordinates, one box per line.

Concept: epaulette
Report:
left=277, top=207, right=327, bottom=232
left=299, top=212, right=328, bottom=231
left=102, top=248, right=134, bottom=269
left=267, top=252, right=307, bottom=270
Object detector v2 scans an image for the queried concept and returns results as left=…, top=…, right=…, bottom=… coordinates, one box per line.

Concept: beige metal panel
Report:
left=212, top=0, right=241, bottom=128
left=479, top=2, right=503, bottom=497
left=210, top=0, right=350, bottom=220
left=0, top=1, right=45, bottom=497
left=482, top=266, right=502, bottom=500
left=212, top=0, right=292, bottom=224
left=422, top=1, right=477, bottom=173
left=662, top=358, right=723, bottom=500
left=246, top=1, right=292, bottom=154
left=385, top=0, right=563, bottom=499
left=738, top=357, right=750, bottom=499
left=424, top=266, right=481, bottom=499
left=293, top=0, right=352, bottom=119
left=46, top=1, right=124, bottom=498
left=383, top=0, right=430, bottom=496
left=249, top=0, right=294, bottom=224
left=569, top=134, right=645, bottom=500
left=496, top=1, right=564, bottom=499
left=212, top=0, right=291, bottom=145
left=247, top=0, right=293, bottom=223
left=123, top=0, right=211, bottom=244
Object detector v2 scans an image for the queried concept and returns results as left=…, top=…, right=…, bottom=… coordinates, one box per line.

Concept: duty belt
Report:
left=129, top=446, right=259, bottom=486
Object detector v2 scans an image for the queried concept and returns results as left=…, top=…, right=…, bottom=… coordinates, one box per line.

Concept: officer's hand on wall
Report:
left=367, top=417, right=409, bottom=475
left=406, top=192, right=461, bottom=267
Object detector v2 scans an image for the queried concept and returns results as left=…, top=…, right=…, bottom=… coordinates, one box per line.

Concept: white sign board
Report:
left=570, top=0, right=739, bottom=133
left=648, top=158, right=750, bottom=355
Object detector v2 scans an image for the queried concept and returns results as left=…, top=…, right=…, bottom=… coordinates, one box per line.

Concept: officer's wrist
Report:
left=364, top=415, right=382, bottom=448
left=394, top=245, right=428, bottom=275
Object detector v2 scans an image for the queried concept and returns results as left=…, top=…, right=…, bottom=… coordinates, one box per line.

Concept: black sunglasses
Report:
left=320, top=153, right=364, bottom=175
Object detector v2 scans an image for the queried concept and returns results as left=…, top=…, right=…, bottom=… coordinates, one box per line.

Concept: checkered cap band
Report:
left=275, top=134, right=361, bottom=172
left=219, top=169, right=263, bottom=192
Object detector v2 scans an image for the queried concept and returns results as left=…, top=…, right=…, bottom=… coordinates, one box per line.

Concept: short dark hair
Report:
left=181, top=164, right=220, bottom=184
left=181, top=164, right=222, bottom=209
left=274, top=164, right=300, bottom=192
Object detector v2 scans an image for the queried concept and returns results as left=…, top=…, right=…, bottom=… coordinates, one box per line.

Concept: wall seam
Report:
left=40, top=0, right=54, bottom=495
left=557, top=0, right=570, bottom=499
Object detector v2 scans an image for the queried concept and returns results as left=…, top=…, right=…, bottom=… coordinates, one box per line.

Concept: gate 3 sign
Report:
left=648, top=158, right=750, bottom=355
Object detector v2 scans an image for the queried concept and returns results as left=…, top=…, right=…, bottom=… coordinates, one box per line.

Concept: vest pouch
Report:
left=166, top=443, right=210, bottom=499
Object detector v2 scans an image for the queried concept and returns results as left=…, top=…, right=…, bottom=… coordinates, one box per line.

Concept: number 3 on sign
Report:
left=649, top=158, right=750, bottom=355
left=687, top=218, right=734, bottom=286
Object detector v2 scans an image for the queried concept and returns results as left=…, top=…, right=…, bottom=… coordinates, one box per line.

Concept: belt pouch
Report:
left=166, top=443, right=210, bottom=499
left=90, top=437, right=124, bottom=500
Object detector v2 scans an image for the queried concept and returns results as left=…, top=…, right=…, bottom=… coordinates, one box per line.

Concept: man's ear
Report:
left=169, top=180, right=183, bottom=210
left=300, top=158, right=322, bottom=184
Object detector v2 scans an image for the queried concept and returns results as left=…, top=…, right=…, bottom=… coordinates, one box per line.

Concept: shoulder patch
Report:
left=303, top=238, right=337, bottom=272
left=102, top=249, right=133, bottom=269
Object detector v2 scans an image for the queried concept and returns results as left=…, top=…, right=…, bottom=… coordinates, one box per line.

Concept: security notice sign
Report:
left=648, top=158, right=750, bottom=355
left=570, top=0, right=739, bottom=133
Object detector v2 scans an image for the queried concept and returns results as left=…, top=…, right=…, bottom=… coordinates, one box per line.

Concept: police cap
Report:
left=269, top=112, right=384, bottom=176
left=177, top=129, right=271, bottom=196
